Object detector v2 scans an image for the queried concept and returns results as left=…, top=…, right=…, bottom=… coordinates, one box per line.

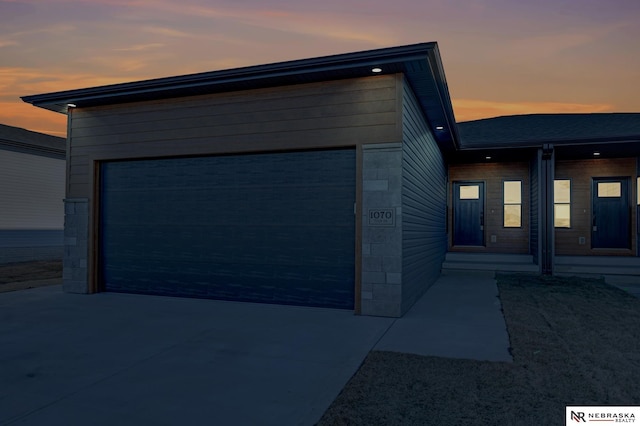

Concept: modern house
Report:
left=444, top=113, right=640, bottom=277
left=22, top=42, right=640, bottom=317
left=0, top=124, right=66, bottom=264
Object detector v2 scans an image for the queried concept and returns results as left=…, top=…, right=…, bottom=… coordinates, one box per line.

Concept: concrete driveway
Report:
left=0, top=286, right=393, bottom=426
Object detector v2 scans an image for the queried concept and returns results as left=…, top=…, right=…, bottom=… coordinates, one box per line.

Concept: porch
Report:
left=442, top=252, right=640, bottom=279
left=441, top=253, right=539, bottom=274
left=441, top=252, right=640, bottom=297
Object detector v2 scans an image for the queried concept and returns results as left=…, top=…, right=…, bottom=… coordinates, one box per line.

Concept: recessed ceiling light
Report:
left=435, top=126, right=444, bottom=130
left=485, top=156, right=492, bottom=160
left=593, top=152, right=601, bottom=156
left=67, top=103, right=77, bottom=108
left=371, top=67, right=382, bottom=73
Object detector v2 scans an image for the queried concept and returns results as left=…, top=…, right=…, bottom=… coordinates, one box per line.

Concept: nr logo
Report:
left=571, top=411, right=586, bottom=422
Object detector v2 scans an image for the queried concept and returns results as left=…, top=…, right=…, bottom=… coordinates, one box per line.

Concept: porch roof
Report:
left=457, top=113, right=640, bottom=160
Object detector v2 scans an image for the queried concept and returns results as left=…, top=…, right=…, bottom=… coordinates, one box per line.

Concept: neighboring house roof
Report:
left=456, top=113, right=640, bottom=161
left=21, top=42, right=459, bottom=152
left=0, top=124, right=65, bottom=159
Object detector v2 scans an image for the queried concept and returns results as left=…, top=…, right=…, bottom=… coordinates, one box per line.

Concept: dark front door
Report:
left=453, top=182, right=485, bottom=246
left=592, top=177, right=630, bottom=249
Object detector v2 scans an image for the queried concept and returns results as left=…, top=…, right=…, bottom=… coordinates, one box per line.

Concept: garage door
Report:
left=99, top=149, right=355, bottom=309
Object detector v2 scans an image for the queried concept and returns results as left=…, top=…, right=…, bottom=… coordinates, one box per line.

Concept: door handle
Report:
left=592, top=214, right=597, bottom=232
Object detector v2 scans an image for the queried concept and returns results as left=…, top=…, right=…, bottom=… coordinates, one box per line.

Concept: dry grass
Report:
left=318, top=274, right=640, bottom=426
left=0, top=260, right=62, bottom=292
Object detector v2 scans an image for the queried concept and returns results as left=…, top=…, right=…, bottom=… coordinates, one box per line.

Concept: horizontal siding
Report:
left=555, top=157, right=637, bottom=256
left=71, top=92, right=397, bottom=136
left=0, top=150, right=65, bottom=229
left=68, top=75, right=400, bottom=198
left=71, top=112, right=397, bottom=146
left=401, top=79, right=447, bottom=313
left=71, top=76, right=396, bottom=129
left=449, top=162, right=530, bottom=254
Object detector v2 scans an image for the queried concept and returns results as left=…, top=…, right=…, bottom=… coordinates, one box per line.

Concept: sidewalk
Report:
left=376, top=271, right=513, bottom=362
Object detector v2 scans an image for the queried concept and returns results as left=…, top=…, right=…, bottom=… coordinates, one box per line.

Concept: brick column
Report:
left=63, top=198, right=89, bottom=293
left=361, top=143, right=403, bottom=317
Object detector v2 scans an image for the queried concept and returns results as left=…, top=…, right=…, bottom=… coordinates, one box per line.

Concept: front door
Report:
left=453, top=182, right=485, bottom=246
left=592, top=177, right=630, bottom=249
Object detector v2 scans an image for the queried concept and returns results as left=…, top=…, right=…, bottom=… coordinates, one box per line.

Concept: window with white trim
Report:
left=503, top=181, right=522, bottom=227
left=554, top=179, right=571, bottom=228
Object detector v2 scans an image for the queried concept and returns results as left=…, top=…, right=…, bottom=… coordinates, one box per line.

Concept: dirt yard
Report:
left=0, top=260, right=62, bottom=293
left=318, top=274, right=640, bottom=426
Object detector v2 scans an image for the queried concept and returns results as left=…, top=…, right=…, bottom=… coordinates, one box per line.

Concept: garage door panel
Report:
left=100, top=149, right=355, bottom=309
left=103, top=266, right=353, bottom=307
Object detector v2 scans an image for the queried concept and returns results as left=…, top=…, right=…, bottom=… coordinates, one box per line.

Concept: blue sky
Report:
left=1, top=0, right=639, bottom=136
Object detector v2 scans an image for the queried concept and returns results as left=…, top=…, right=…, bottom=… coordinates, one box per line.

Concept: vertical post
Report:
left=541, top=144, right=555, bottom=275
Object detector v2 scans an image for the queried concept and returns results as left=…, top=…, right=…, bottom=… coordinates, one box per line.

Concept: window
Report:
left=459, top=185, right=480, bottom=200
left=597, top=182, right=621, bottom=198
left=554, top=180, right=571, bottom=228
left=503, top=181, right=521, bottom=227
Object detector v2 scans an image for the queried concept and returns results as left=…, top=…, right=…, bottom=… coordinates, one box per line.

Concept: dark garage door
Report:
left=100, top=149, right=355, bottom=309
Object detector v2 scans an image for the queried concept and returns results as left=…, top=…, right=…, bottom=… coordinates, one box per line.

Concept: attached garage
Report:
left=23, top=42, right=458, bottom=317
left=100, top=149, right=355, bottom=309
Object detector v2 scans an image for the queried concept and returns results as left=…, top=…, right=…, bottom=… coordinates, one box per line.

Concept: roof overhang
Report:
left=450, top=135, right=640, bottom=163
left=553, top=137, right=640, bottom=160
left=22, top=42, right=459, bottom=151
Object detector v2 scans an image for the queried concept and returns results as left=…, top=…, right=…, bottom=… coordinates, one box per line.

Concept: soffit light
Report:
left=67, top=103, right=77, bottom=108
left=593, top=152, right=601, bottom=156
left=435, top=126, right=444, bottom=130
left=371, top=67, right=382, bottom=73
left=485, top=156, right=492, bottom=160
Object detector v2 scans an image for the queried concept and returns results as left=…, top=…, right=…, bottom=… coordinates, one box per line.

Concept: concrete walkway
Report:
left=604, top=275, right=640, bottom=299
left=376, top=271, right=513, bottom=362
left=0, top=272, right=512, bottom=426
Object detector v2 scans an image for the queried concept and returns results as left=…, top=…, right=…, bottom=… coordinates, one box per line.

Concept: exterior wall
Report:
left=67, top=75, right=401, bottom=199
left=400, top=80, right=446, bottom=313
left=0, top=149, right=65, bottom=264
left=555, top=157, right=637, bottom=256
left=65, top=75, right=404, bottom=305
left=448, top=162, right=530, bottom=254
left=361, top=144, right=403, bottom=317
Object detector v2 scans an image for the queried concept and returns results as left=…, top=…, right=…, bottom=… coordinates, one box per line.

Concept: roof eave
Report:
left=21, top=42, right=460, bottom=150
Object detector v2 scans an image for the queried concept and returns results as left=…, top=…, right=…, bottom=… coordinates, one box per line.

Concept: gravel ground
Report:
left=318, top=274, right=640, bottom=426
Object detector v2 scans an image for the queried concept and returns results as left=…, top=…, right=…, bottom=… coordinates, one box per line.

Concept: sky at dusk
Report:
left=1, top=0, right=639, bottom=137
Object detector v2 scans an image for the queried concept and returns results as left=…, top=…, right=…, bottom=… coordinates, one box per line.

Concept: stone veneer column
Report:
left=62, top=198, right=89, bottom=293
left=361, top=143, right=403, bottom=317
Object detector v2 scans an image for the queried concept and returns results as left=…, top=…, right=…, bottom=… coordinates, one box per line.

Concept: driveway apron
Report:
left=0, top=286, right=392, bottom=426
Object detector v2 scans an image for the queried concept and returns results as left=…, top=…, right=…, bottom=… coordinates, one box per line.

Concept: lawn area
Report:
left=0, top=260, right=62, bottom=292
left=318, top=274, right=640, bottom=425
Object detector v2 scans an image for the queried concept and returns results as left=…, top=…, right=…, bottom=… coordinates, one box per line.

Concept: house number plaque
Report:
left=368, top=209, right=395, bottom=227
